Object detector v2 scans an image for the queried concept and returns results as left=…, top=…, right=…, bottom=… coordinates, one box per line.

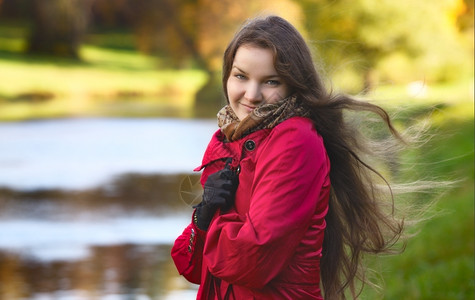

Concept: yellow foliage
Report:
left=446, top=0, right=469, bottom=28
left=196, top=0, right=305, bottom=71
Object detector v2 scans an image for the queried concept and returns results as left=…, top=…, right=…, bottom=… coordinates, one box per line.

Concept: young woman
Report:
left=172, top=15, right=405, bottom=299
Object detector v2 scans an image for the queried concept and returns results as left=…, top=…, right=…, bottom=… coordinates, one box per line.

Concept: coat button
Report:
left=245, top=140, right=256, bottom=151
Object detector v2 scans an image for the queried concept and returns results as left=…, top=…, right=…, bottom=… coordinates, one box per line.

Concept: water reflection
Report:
left=0, top=118, right=213, bottom=299
left=0, top=173, right=200, bottom=299
left=0, top=244, right=198, bottom=299
left=0, top=173, right=202, bottom=219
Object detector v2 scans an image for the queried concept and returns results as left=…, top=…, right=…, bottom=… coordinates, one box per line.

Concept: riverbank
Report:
left=0, top=23, right=209, bottom=121
left=0, top=45, right=208, bottom=120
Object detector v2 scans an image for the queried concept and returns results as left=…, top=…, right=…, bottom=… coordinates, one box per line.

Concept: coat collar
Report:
left=194, top=128, right=271, bottom=172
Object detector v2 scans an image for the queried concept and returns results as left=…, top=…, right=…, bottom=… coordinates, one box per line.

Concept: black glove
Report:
left=193, top=161, right=239, bottom=230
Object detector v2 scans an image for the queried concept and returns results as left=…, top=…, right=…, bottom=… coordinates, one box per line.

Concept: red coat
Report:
left=171, top=117, right=330, bottom=299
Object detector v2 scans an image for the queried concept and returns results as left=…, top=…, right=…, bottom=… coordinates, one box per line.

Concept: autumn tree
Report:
left=114, top=0, right=301, bottom=110
left=27, top=0, right=94, bottom=59
left=300, top=0, right=471, bottom=92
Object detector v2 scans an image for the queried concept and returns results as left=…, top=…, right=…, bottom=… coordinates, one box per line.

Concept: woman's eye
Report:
left=235, top=74, right=246, bottom=80
left=266, top=80, right=280, bottom=86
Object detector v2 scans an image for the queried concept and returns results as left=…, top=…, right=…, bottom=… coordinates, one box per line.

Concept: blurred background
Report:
left=0, top=0, right=473, bottom=299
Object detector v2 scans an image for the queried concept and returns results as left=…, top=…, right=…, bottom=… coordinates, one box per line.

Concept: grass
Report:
left=0, top=23, right=208, bottom=120
left=360, top=106, right=474, bottom=299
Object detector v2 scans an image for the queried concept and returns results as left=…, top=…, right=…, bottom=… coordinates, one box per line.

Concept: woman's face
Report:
left=226, top=45, right=290, bottom=121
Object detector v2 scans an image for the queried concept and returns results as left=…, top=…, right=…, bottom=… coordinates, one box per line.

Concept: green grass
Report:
left=0, top=23, right=208, bottom=120
left=361, top=106, right=474, bottom=299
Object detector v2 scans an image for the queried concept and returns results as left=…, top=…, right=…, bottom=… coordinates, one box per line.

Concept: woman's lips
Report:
left=241, top=103, right=256, bottom=111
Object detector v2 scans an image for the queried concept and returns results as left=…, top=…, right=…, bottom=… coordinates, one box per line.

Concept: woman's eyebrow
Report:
left=231, top=66, right=280, bottom=79
left=231, top=66, right=247, bottom=74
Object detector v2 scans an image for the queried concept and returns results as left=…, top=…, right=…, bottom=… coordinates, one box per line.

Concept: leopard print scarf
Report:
left=217, top=96, right=309, bottom=141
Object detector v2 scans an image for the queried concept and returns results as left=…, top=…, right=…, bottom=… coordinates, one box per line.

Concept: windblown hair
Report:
left=223, top=15, right=408, bottom=299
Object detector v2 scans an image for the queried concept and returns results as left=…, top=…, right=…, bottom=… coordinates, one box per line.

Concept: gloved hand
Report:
left=193, top=161, right=239, bottom=230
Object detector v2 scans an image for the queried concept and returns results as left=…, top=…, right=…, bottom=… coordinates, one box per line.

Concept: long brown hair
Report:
left=223, top=15, right=406, bottom=299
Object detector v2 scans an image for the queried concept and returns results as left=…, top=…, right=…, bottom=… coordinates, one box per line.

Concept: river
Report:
left=0, top=118, right=218, bottom=300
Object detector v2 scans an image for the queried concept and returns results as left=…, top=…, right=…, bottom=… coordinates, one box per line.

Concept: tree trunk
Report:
left=362, top=68, right=375, bottom=95
left=194, top=71, right=225, bottom=118
left=27, top=0, right=93, bottom=59
left=148, top=0, right=223, bottom=113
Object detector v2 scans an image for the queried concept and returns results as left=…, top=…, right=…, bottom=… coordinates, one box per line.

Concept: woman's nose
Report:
left=244, top=82, right=262, bottom=102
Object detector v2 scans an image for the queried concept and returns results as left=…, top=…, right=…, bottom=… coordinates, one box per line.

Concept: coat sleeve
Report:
left=170, top=212, right=207, bottom=284
left=203, top=119, right=330, bottom=289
